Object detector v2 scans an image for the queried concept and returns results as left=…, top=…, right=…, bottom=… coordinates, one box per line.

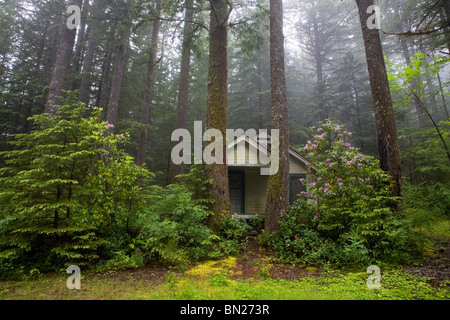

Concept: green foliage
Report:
left=301, top=120, right=398, bottom=243
left=405, top=120, right=450, bottom=185
left=175, top=165, right=213, bottom=203
left=271, top=203, right=371, bottom=267
left=209, top=217, right=251, bottom=258
left=136, top=171, right=213, bottom=264
left=247, top=214, right=265, bottom=233
left=387, top=53, right=450, bottom=185
left=403, top=182, right=450, bottom=218
left=387, top=53, right=449, bottom=105
left=270, top=121, right=425, bottom=267
left=0, top=94, right=153, bottom=273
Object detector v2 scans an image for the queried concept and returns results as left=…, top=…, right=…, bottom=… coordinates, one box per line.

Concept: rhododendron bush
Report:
left=300, top=120, right=399, bottom=244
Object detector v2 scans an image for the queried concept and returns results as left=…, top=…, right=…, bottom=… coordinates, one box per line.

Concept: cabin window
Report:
left=289, top=174, right=307, bottom=205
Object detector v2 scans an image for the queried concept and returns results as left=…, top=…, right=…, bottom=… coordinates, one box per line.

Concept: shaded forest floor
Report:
left=0, top=231, right=448, bottom=300
left=403, top=236, right=450, bottom=288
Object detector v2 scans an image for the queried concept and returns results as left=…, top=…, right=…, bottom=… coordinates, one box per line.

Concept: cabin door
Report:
left=229, top=172, right=245, bottom=214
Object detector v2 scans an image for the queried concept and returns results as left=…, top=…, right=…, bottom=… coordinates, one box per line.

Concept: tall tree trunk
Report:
left=205, top=0, right=231, bottom=230
left=265, top=0, right=290, bottom=233
left=431, top=51, right=450, bottom=119
left=106, top=0, right=132, bottom=130
left=257, top=59, right=264, bottom=130
left=78, top=33, right=96, bottom=105
left=45, top=0, right=84, bottom=114
left=71, top=0, right=90, bottom=89
left=98, top=21, right=117, bottom=118
left=313, top=17, right=327, bottom=122
left=391, top=0, right=425, bottom=127
left=356, top=0, right=403, bottom=204
left=79, top=0, right=101, bottom=105
left=170, top=0, right=194, bottom=182
left=137, top=0, right=162, bottom=166
left=442, top=0, right=450, bottom=53
left=42, top=25, right=60, bottom=88
left=352, top=75, right=365, bottom=150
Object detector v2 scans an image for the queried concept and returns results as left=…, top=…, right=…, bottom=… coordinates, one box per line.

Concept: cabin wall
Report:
left=242, top=156, right=308, bottom=215
left=244, top=171, right=268, bottom=214
left=289, top=157, right=308, bottom=174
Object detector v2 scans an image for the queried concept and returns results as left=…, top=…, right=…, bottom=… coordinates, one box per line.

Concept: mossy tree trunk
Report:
left=356, top=0, right=403, bottom=204
left=265, top=0, right=290, bottom=233
left=205, top=0, right=231, bottom=230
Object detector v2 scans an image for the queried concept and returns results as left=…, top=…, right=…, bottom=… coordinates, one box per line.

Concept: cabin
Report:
left=227, top=133, right=311, bottom=217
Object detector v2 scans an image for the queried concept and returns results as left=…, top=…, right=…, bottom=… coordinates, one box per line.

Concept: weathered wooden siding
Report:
left=227, top=140, right=259, bottom=165
left=244, top=171, right=268, bottom=214
left=289, top=156, right=308, bottom=174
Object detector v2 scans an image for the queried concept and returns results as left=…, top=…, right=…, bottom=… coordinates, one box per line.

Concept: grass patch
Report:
left=0, top=257, right=448, bottom=300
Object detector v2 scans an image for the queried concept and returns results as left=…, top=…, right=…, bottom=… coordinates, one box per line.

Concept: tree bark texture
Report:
left=356, top=0, right=403, bottom=203
left=45, top=0, right=84, bottom=114
left=137, top=0, right=162, bottom=166
left=98, top=20, right=117, bottom=118
left=443, top=0, right=450, bottom=53
left=170, top=0, right=195, bottom=182
left=205, top=0, right=231, bottom=230
left=106, top=0, right=132, bottom=130
left=265, top=0, right=290, bottom=233
left=79, top=0, right=102, bottom=105
left=71, top=0, right=90, bottom=89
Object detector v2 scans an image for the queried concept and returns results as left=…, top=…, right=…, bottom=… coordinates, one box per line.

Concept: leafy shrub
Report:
left=271, top=204, right=371, bottom=267
left=371, top=214, right=427, bottom=264
left=97, top=224, right=144, bottom=271
left=270, top=121, right=426, bottom=267
left=247, top=214, right=265, bottom=233
left=136, top=181, right=213, bottom=264
left=209, top=217, right=251, bottom=258
left=300, top=120, right=398, bottom=244
left=0, top=94, right=152, bottom=271
left=403, top=182, right=450, bottom=218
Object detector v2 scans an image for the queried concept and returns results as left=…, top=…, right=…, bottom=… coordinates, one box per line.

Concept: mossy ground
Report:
left=1, top=220, right=448, bottom=300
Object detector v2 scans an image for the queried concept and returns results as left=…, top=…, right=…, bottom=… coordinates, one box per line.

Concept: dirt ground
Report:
left=230, top=237, right=322, bottom=280
left=404, top=237, right=450, bottom=288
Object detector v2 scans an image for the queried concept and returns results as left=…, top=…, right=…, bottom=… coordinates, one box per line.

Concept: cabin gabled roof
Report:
left=226, top=133, right=314, bottom=170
